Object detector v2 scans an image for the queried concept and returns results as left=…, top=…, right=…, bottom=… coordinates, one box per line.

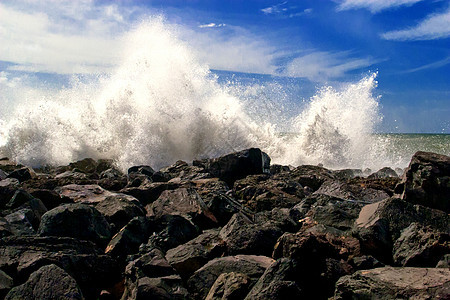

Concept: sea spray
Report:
left=0, top=19, right=395, bottom=171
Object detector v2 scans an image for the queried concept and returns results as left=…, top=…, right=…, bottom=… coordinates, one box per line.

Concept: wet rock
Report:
left=147, top=214, right=200, bottom=252
left=334, top=267, right=450, bottom=300
left=0, top=158, right=23, bottom=173
left=105, top=216, right=151, bottom=259
left=166, top=229, right=226, bottom=278
left=219, top=213, right=283, bottom=256
left=6, top=167, right=35, bottom=183
left=4, top=209, right=38, bottom=236
left=120, top=181, right=179, bottom=206
left=354, top=197, right=449, bottom=263
left=95, top=194, right=145, bottom=232
left=269, top=164, right=290, bottom=175
left=233, top=174, right=304, bottom=212
left=68, top=158, right=98, bottom=174
left=244, top=258, right=302, bottom=300
left=315, top=180, right=391, bottom=203
left=206, top=272, right=251, bottom=300
left=436, top=254, right=450, bottom=268
left=38, top=203, right=112, bottom=247
left=332, top=169, right=363, bottom=180
left=55, top=184, right=114, bottom=204
left=205, top=148, right=270, bottom=185
left=187, top=255, right=274, bottom=299
left=368, top=167, right=398, bottom=179
left=148, top=187, right=218, bottom=228
left=350, top=255, right=384, bottom=270
left=0, top=178, right=20, bottom=208
left=397, top=151, right=450, bottom=213
left=29, top=189, right=72, bottom=210
left=127, top=275, right=189, bottom=300
left=275, top=165, right=335, bottom=191
left=128, top=165, right=155, bottom=178
left=0, top=236, right=120, bottom=299
left=5, top=264, right=83, bottom=300
left=0, top=270, right=13, bottom=299
left=0, top=169, right=7, bottom=180
left=393, top=222, right=450, bottom=267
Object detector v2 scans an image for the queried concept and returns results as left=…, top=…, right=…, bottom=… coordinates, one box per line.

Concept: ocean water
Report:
left=0, top=20, right=448, bottom=172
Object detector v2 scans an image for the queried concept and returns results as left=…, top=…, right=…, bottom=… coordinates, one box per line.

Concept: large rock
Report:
left=148, top=188, right=218, bottom=228
left=0, top=178, right=20, bottom=209
left=219, top=213, right=283, bottom=256
left=393, top=222, right=450, bottom=267
left=6, top=167, right=35, bottom=183
left=0, top=270, right=13, bottom=299
left=0, top=236, right=120, bottom=299
left=38, top=203, right=112, bottom=247
left=166, top=229, right=226, bottom=278
left=187, top=255, right=274, bottom=299
left=205, top=272, right=251, bottom=300
left=397, top=151, right=450, bottom=213
left=334, top=267, right=450, bottom=299
left=274, top=165, right=335, bottom=191
left=354, top=197, right=449, bottom=263
left=120, top=181, right=180, bottom=205
left=244, top=258, right=302, bottom=300
left=5, top=264, right=83, bottom=300
left=29, top=189, right=73, bottom=210
left=125, top=275, right=189, bottom=300
left=205, top=148, right=270, bottom=185
left=233, top=174, right=304, bottom=212
left=55, top=184, right=114, bottom=204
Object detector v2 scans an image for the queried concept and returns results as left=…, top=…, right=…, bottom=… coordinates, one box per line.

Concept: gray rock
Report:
left=0, top=178, right=20, bottom=209
left=187, top=255, right=274, bottom=299
left=5, top=264, right=83, bottom=300
left=393, top=222, right=450, bottom=267
left=206, top=272, right=251, bottom=300
left=436, top=254, right=450, bottom=268
left=0, top=270, right=13, bottom=299
left=368, top=167, right=398, bottom=179
left=55, top=184, right=114, bottom=204
left=334, top=267, right=450, bottom=300
left=397, top=151, right=450, bottom=213
left=126, top=275, right=189, bottom=300
left=38, top=203, right=112, bottom=247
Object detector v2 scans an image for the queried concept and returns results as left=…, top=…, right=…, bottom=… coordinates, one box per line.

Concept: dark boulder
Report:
left=205, top=148, right=270, bottom=185
left=95, top=194, right=145, bottom=232
left=244, top=258, right=302, bottom=300
left=127, top=275, right=189, bottom=300
left=127, top=165, right=155, bottom=177
left=55, top=184, right=115, bottom=204
left=5, top=264, right=83, bottom=300
left=38, top=203, right=112, bottom=247
left=436, top=254, right=450, bottom=268
left=68, top=158, right=98, bottom=174
left=187, top=255, right=274, bottom=299
left=334, top=267, right=450, bottom=300
left=274, top=165, right=335, bottom=191
left=354, top=197, right=449, bottom=263
left=6, top=167, right=35, bottom=183
left=0, top=270, right=13, bottom=299
left=368, top=167, right=398, bottom=179
left=349, top=255, right=384, bottom=270
left=314, top=179, right=391, bottom=203
left=397, top=151, right=450, bottom=213
left=393, top=222, right=449, bottom=267
left=29, top=189, right=73, bottom=210
left=206, top=272, right=251, bottom=300
left=120, top=181, right=180, bottom=206
left=166, top=229, right=226, bottom=278
left=0, top=178, right=20, bottom=208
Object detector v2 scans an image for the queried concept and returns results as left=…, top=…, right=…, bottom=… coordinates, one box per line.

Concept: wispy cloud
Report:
left=284, top=51, right=378, bottom=81
left=336, top=0, right=424, bottom=13
left=261, top=1, right=288, bottom=15
left=198, top=23, right=226, bottom=28
left=381, top=7, right=450, bottom=40
left=400, top=56, right=450, bottom=73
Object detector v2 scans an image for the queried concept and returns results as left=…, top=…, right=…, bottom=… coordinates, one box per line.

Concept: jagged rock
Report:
left=307, top=199, right=364, bottom=231
left=0, top=270, right=13, bottom=298
left=332, top=169, right=363, bottom=180
left=219, top=213, right=283, bottom=256
left=0, top=178, right=20, bottom=208
left=187, top=255, right=274, bottom=299
left=436, top=254, right=450, bottom=268
left=128, top=165, right=155, bottom=177
left=126, top=248, right=176, bottom=279
left=95, top=194, right=145, bottom=232
left=147, top=214, right=200, bottom=252
left=368, top=167, right=398, bottom=179
left=125, top=275, right=189, bottom=300
left=354, top=197, right=449, bottom=263
left=350, top=255, right=384, bottom=270
left=29, top=189, right=73, bottom=210
left=148, top=187, right=218, bottom=228
left=205, top=148, right=270, bottom=185
left=315, top=180, right=391, bottom=203
left=38, top=203, right=112, bottom=247
left=68, top=158, right=98, bottom=174
left=254, top=207, right=300, bottom=233
left=6, top=167, right=35, bottom=183
left=274, top=165, right=335, bottom=191
left=55, top=184, right=114, bottom=204
left=233, top=174, right=304, bottom=212
left=5, top=264, right=83, bottom=300
left=206, top=272, right=251, bottom=300
left=393, top=222, right=450, bottom=267
left=160, top=160, right=209, bottom=181
left=397, top=151, right=450, bottom=213
left=244, top=258, right=302, bottom=300
left=120, top=181, right=179, bottom=205
left=334, top=267, right=450, bottom=299
left=0, top=169, right=8, bottom=180
left=105, top=217, right=151, bottom=259
left=4, top=209, right=37, bottom=235
left=269, top=164, right=290, bottom=175
left=0, top=236, right=120, bottom=299
left=166, top=229, right=226, bottom=278
left=0, top=158, right=22, bottom=173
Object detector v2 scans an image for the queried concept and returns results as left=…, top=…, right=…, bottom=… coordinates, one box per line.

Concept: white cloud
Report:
left=284, top=51, right=377, bottom=81
left=400, top=56, right=450, bottom=73
left=337, top=0, right=424, bottom=13
left=381, top=8, right=450, bottom=40
left=261, top=1, right=288, bottom=15
left=198, top=23, right=226, bottom=28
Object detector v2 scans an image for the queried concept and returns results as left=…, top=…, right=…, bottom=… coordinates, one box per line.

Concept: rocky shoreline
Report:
left=0, top=149, right=448, bottom=299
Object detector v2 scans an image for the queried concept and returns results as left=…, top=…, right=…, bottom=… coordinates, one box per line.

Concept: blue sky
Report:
left=0, top=0, right=449, bottom=133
